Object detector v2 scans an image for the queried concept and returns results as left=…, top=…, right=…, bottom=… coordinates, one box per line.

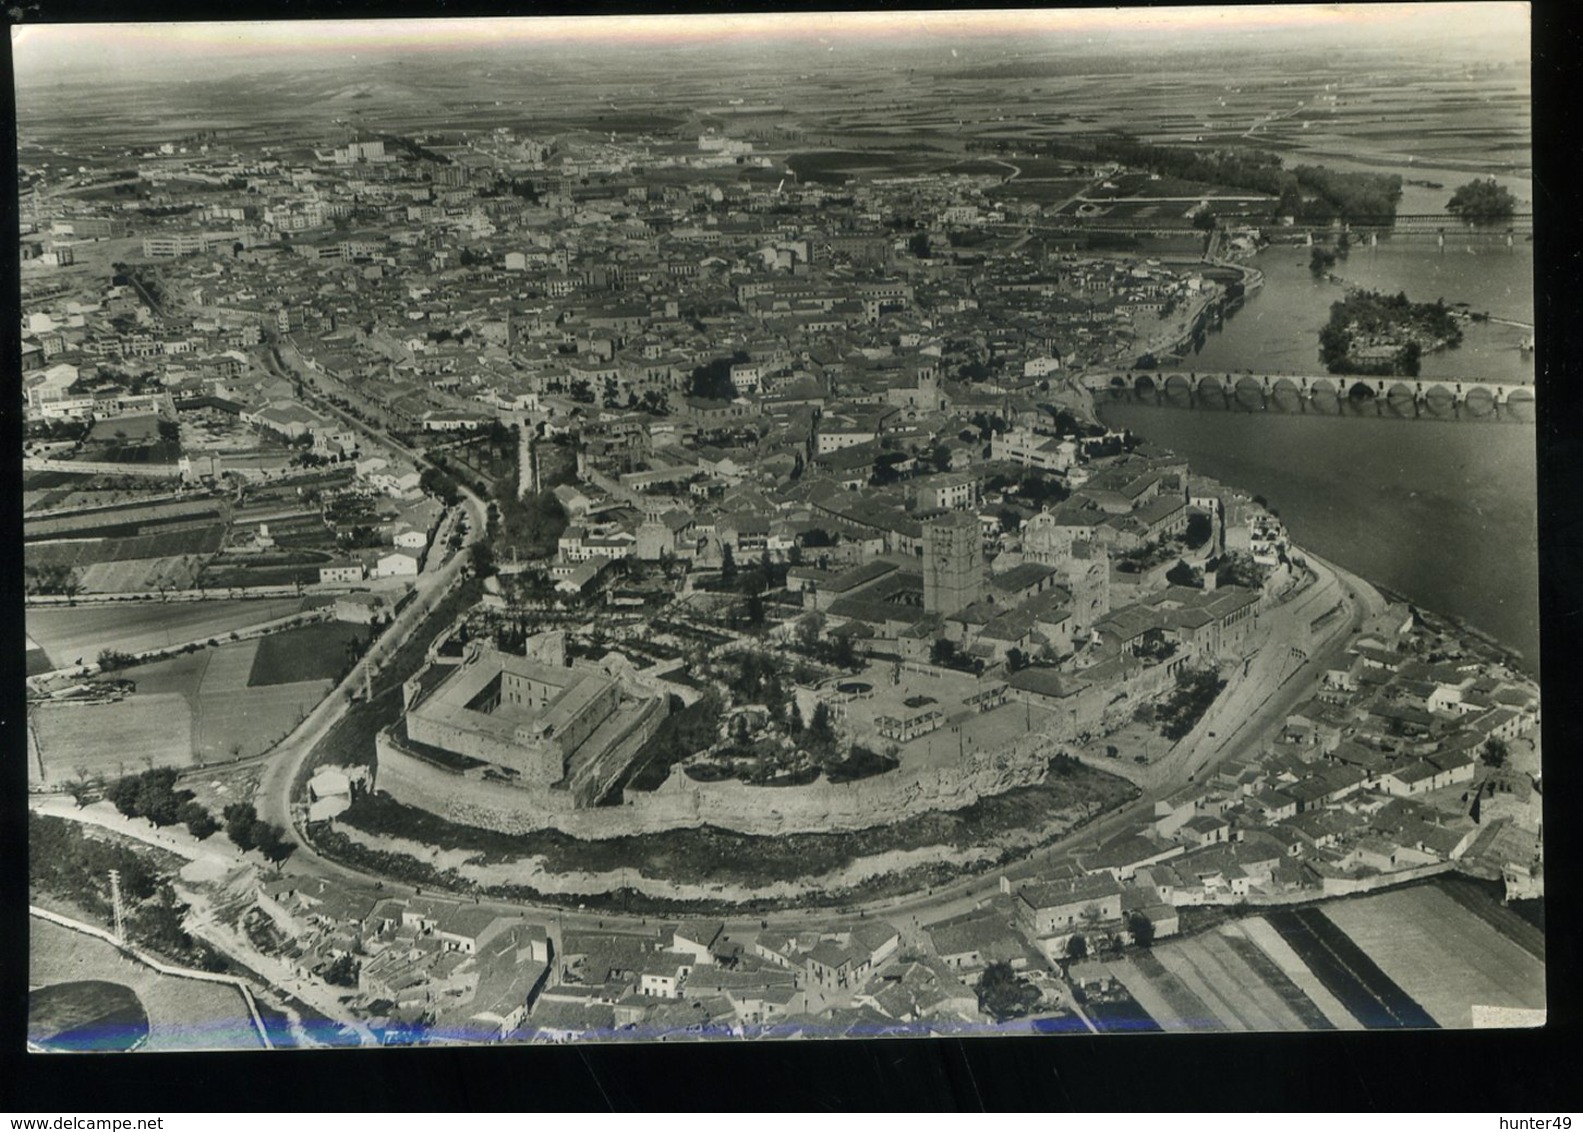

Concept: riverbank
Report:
left=1091, top=395, right=1538, bottom=672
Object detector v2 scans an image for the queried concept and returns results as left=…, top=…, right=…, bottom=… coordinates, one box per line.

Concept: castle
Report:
left=396, top=636, right=669, bottom=810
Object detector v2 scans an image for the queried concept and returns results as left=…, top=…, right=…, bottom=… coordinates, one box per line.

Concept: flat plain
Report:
left=29, top=915, right=265, bottom=1052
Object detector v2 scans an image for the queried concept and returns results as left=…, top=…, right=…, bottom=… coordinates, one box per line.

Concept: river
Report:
left=1094, top=241, right=1539, bottom=672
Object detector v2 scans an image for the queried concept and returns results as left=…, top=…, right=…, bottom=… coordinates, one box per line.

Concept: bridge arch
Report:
left=1196, top=373, right=1227, bottom=396
left=1462, top=385, right=1496, bottom=415
left=1134, top=373, right=1157, bottom=396
left=1505, top=387, right=1535, bottom=420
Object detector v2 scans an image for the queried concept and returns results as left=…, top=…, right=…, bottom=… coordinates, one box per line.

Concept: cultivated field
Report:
left=1108, top=921, right=1336, bottom=1033
left=26, top=598, right=310, bottom=664
left=1319, top=884, right=1545, bottom=1029
left=196, top=678, right=333, bottom=761
left=79, top=555, right=210, bottom=593
left=1095, top=881, right=1536, bottom=1032
left=249, top=621, right=367, bottom=686
left=1235, top=915, right=1366, bottom=1030
left=29, top=978, right=150, bottom=1051
left=29, top=916, right=264, bottom=1052
left=31, top=628, right=341, bottom=778
left=27, top=527, right=225, bottom=570
left=1263, top=905, right=1436, bottom=1028
left=31, top=692, right=196, bottom=782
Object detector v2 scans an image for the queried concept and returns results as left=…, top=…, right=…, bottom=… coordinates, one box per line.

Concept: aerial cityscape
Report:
left=19, top=6, right=1542, bottom=1052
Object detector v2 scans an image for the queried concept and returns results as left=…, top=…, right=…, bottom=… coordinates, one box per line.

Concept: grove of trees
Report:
left=976, top=961, right=1042, bottom=1022
left=1156, top=667, right=1229, bottom=742
left=1446, top=179, right=1518, bottom=225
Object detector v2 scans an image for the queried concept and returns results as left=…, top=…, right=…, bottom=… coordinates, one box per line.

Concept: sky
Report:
left=11, top=5, right=1531, bottom=85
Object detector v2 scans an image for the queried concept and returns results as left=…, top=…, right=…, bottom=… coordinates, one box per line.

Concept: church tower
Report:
left=923, top=512, right=985, bottom=616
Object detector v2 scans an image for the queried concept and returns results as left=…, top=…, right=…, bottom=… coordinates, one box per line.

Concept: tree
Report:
left=224, top=802, right=259, bottom=851
left=1446, top=179, right=1518, bottom=225
left=251, top=821, right=294, bottom=867
left=469, top=541, right=496, bottom=578
left=135, top=769, right=183, bottom=827
left=97, top=648, right=136, bottom=672
left=179, top=801, right=219, bottom=841
left=419, top=466, right=462, bottom=507
left=1065, top=934, right=1089, bottom=961
left=1192, top=209, right=1218, bottom=231
left=975, top=961, right=1041, bottom=1022
left=795, top=611, right=826, bottom=650
left=1006, top=647, right=1028, bottom=673
left=930, top=638, right=958, bottom=667
left=687, top=357, right=737, bottom=402
left=807, top=702, right=837, bottom=756
left=105, top=767, right=183, bottom=825
left=742, top=592, right=766, bottom=630
left=106, top=774, right=142, bottom=819
left=1482, top=737, right=1509, bottom=769
left=322, top=954, right=360, bottom=987
left=720, top=544, right=737, bottom=586
left=1127, top=910, right=1156, bottom=948
left=67, top=766, right=98, bottom=809
left=1165, top=559, right=1199, bottom=588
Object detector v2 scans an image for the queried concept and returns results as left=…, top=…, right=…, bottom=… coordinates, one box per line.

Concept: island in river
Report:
left=1318, top=288, right=1465, bottom=377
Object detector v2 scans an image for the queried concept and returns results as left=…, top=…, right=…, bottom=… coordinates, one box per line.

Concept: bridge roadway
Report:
left=1080, top=368, right=1537, bottom=407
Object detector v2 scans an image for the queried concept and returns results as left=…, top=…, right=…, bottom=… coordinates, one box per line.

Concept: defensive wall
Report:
left=369, top=614, right=1222, bottom=837
left=372, top=713, right=1068, bottom=838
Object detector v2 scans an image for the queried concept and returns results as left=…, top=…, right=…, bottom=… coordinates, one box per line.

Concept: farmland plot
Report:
left=1108, top=952, right=1218, bottom=1032
left=1319, top=886, right=1545, bottom=1029
left=196, top=679, right=334, bottom=761
left=1265, top=907, right=1437, bottom=1029
left=1151, top=929, right=1316, bottom=1031
left=31, top=693, right=196, bottom=782
left=1113, top=926, right=1337, bottom=1032
left=249, top=621, right=367, bottom=686
left=80, top=555, right=208, bottom=593
left=1236, top=916, right=1365, bottom=1030
left=27, top=598, right=308, bottom=661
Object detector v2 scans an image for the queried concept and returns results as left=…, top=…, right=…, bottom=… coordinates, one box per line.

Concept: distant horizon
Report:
left=12, top=4, right=1530, bottom=88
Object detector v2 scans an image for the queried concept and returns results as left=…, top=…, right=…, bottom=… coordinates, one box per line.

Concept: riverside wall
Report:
left=373, top=721, right=1065, bottom=839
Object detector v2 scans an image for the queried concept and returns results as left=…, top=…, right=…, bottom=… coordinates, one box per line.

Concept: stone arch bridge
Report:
left=1082, top=370, right=1536, bottom=409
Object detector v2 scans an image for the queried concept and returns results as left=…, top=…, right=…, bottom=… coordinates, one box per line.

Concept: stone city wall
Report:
left=373, top=716, right=1068, bottom=839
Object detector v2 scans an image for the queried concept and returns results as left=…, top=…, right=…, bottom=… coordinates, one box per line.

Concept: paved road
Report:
left=250, top=342, right=490, bottom=849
